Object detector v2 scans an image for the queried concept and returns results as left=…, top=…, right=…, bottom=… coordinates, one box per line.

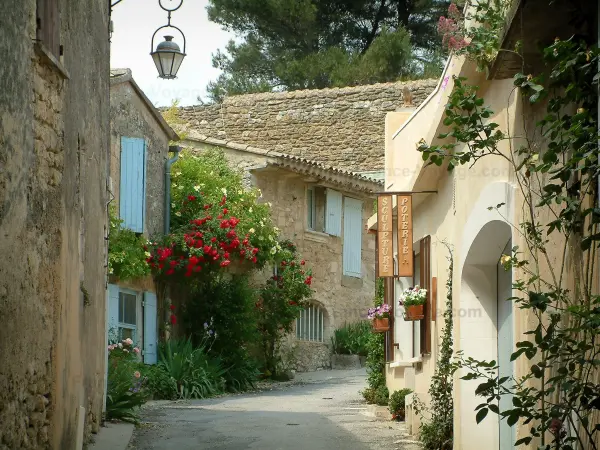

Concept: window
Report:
left=343, top=197, right=363, bottom=277
left=307, top=187, right=316, bottom=230
left=120, top=137, right=147, bottom=233
left=36, top=0, right=61, bottom=58
left=306, top=187, right=342, bottom=235
left=118, top=292, right=137, bottom=340
left=296, top=304, right=325, bottom=342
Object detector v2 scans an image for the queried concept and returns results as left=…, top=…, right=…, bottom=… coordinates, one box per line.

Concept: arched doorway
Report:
left=460, top=220, right=514, bottom=450
left=457, top=181, right=516, bottom=450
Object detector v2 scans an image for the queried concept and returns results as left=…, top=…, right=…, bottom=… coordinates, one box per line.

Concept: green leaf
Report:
left=476, top=408, right=489, bottom=424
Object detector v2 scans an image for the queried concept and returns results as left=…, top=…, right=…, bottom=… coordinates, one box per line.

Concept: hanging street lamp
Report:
left=150, top=0, right=186, bottom=79
left=110, top=0, right=187, bottom=80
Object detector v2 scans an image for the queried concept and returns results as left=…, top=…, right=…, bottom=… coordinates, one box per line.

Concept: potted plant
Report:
left=399, top=286, right=427, bottom=321
left=368, top=304, right=391, bottom=332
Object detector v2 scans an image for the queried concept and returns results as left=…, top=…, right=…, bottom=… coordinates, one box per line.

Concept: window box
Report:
left=372, top=317, right=390, bottom=333
left=404, top=304, right=424, bottom=321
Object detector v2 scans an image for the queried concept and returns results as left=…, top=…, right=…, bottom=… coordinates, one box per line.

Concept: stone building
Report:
left=108, top=69, right=179, bottom=365
left=178, top=80, right=437, bottom=172
left=0, top=0, right=109, bottom=449
left=183, top=133, right=382, bottom=371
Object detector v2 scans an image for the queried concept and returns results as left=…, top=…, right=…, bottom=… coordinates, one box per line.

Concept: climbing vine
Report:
left=414, top=244, right=454, bottom=450
left=419, top=5, right=600, bottom=446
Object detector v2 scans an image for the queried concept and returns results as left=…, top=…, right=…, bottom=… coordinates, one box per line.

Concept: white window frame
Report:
left=296, top=304, right=325, bottom=342
left=307, top=187, right=317, bottom=230
left=118, top=289, right=139, bottom=340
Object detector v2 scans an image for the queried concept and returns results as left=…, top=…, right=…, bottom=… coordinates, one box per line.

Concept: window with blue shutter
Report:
left=325, top=189, right=342, bottom=236
left=107, top=284, right=120, bottom=342
left=343, top=197, right=363, bottom=277
left=143, top=292, right=158, bottom=365
left=119, top=137, right=146, bottom=233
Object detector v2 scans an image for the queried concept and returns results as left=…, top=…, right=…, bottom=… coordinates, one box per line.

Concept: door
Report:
left=497, top=239, right=514, bottom=449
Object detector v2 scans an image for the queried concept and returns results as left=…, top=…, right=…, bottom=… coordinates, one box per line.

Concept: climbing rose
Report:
left=170, top=314, right=177, bottom=325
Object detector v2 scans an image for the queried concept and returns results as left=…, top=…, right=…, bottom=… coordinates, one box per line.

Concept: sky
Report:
left=110, top=0, right=233, bottom=107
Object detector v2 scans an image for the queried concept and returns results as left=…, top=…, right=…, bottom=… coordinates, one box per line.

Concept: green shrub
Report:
left=330, top=321, right=371, bottom=356
left=362, top=278, right=387, bottom=405
left=158, top=338, right=227, bottom=399
left=106, top=342, right=148, bottom=423
left=389, top=388, right=413, bottom=419
left=142, top=364, right=178, bottom=400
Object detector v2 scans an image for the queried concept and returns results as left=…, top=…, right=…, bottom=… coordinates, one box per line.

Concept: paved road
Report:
left=128, top=369, right=419, bottom=450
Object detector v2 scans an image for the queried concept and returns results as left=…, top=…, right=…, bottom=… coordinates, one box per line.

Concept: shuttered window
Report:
left=143, top=292, right=158, bottom=365
left=307, top=187, right=316, bottom=230
left=325, top=189, right=342, bottom=236
left=420, top=236, right=432, bottom=355
left=120, top=137, right=146, bottom=233
left=36, top=0, right=61, bottom=58
left=343, top=197, right=363, bottom=277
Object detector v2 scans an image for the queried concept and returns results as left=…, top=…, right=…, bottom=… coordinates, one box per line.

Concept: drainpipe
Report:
left=165, top=145, right=181, bottom=235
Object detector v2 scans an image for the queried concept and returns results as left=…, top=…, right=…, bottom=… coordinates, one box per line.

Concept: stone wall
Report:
left=178, top=80, right=437, bottom=172
left=185, top=141, right=377, bottom=372
left=110, top=80, right=170, bottom=237
left=0, top=1, right=109, bottom=448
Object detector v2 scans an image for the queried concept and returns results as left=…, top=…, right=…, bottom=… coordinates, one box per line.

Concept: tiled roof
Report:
left=182, top=131, right=383, bottom=194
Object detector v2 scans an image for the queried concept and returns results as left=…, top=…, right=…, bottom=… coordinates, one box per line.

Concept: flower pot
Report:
left=372, top=317, right=390, bottom=333
left=404, top=304, right=424, bottom=321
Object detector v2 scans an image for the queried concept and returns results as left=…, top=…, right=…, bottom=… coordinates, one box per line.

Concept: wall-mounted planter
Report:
left=372, top=317, right=390, bottom=333
left=404, top=305, right=424, bottom=321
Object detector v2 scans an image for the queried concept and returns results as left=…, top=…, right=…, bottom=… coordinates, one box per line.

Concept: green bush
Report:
left=362, top=278, right=387, bottom=405
left=158, top=338, right=227, bottom=399
left=389, top=388, right=413, bottom=419
left=141, top=364, right=178, bottom=400
left=330, top=321, right=371, bottom=356
left=106, top=340, right=148, bottom=423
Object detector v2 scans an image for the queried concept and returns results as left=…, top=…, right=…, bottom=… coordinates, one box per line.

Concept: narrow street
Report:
left=128, top=369, right=421, bottom=450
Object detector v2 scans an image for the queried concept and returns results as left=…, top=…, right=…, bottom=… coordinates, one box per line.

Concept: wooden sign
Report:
left=397, top=194, right=413, bottom=277
left=377, top=195, right=394, bottom=277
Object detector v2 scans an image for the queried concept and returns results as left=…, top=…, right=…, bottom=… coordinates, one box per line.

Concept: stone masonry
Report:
left=0, top=1, right=109, bottom=449
left=184, top=140, right=378, bottom=371
left=178, top=80, right=437, bottom=172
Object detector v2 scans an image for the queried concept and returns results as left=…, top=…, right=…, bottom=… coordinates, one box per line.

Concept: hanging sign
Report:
left=377, top=195, right=394, bottom=277
left=397, top=194, right=413, bottom=277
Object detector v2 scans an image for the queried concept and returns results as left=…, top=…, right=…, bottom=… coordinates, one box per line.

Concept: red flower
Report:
left=184, top=270, right=192, bottom=277
left=304, top=276, right=313, bottom=285
left=219, top=196, right=226, bottom=206
left=170, top=304, right=176, bottom=311
left=189, top=255, right=199, bottom=266
left=220, top=220, right=229, bottom=229
left=281, top=261, right=287, bottom=266
left=211, top=237, right=217, bottom=243
left=169, top=260, right=177, bottom=267
left=251, top=256, right=257, bottom=264
left=203, top=245, right=211, bottom=254
left=218, top=214, right=223, bottom=220
left=224, top=252, right=230, bottom=259
left=240, top=249, right=246, bottom=256
left=220, top=260, right=231, bottom=267
left=170, top=314, right=177, bottom=325
left=195, top=240, right=203, bottom=248
left=223, top=208, right=228, bottom=214
left=193, top=266, right=202, bottom=272
left=300, top=260, right=305, bottom=265
left=188, top=195, right=196, bottom=201
left=251, top=248, right=259, bottom=255
left=204, top=204, right=210, bottom=210
left=166, top=268, right=175, bottom=275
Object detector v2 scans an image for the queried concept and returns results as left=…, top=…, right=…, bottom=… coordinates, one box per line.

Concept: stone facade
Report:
left=184, top=139, right=378, bottom=371
left=110, top=69, right=177, bottom=238
left=0, top=1, right=109, bottom=449
left=178, top=80, right=437, bottom=172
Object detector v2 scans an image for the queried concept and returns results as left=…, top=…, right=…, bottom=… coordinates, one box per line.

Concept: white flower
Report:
left=270, top=247, right=277, bottom=255
left=175, top=212, right=182, bottom=217
left=175, top=171, right=182, bottom=176
left=124, top=338, right=133, bottom=345
left=249, top=208, right=253, bottom=213
left=108, top=267, right=114, bottom=274
left=144, top=251, right=151, bottom=258
left=274, top=227, right=280, bottom=232
left=268, top=235, right=273, bottom=241
left=249, top=228, right=255, bottom=233
left=172, top=183, right=177, bottom=188
left=118, top=343, right=123, bottom=349
left=238, top=190, right=243, bottom=195
left=267, top=202, right=272, bottom=207
left=221, top=187, right=227, bottom=195
left=193, top=185, right=201, bottom=192
left=178, top=185, right=183, bottom=190
left=171, top=203, right=175, bottom=208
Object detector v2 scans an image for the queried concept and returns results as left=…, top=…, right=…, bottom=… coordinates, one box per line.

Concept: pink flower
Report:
left=123, top=338, right=133, bottom=346
left=133, top=347, right=140, bottom=354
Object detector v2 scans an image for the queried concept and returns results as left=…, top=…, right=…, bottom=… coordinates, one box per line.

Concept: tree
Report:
left=205, top=0, right=450, bottom=102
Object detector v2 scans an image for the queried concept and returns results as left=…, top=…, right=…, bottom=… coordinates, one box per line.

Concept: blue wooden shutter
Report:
left=343, top=197, right=363, bottom=277
left=119, top=137, right=146, bottom=233
left=107, top=284, right=120, bottom=342
left=325, top=189, right=342, bottom=236
left=143, top=292, right=158, bottom=365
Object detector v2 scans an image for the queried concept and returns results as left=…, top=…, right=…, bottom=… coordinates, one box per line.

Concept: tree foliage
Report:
left=205, top=0, right=450, bottom=101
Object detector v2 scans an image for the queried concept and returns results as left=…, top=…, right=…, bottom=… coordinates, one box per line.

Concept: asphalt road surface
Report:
left=128, top=369, right=420, bottom=450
